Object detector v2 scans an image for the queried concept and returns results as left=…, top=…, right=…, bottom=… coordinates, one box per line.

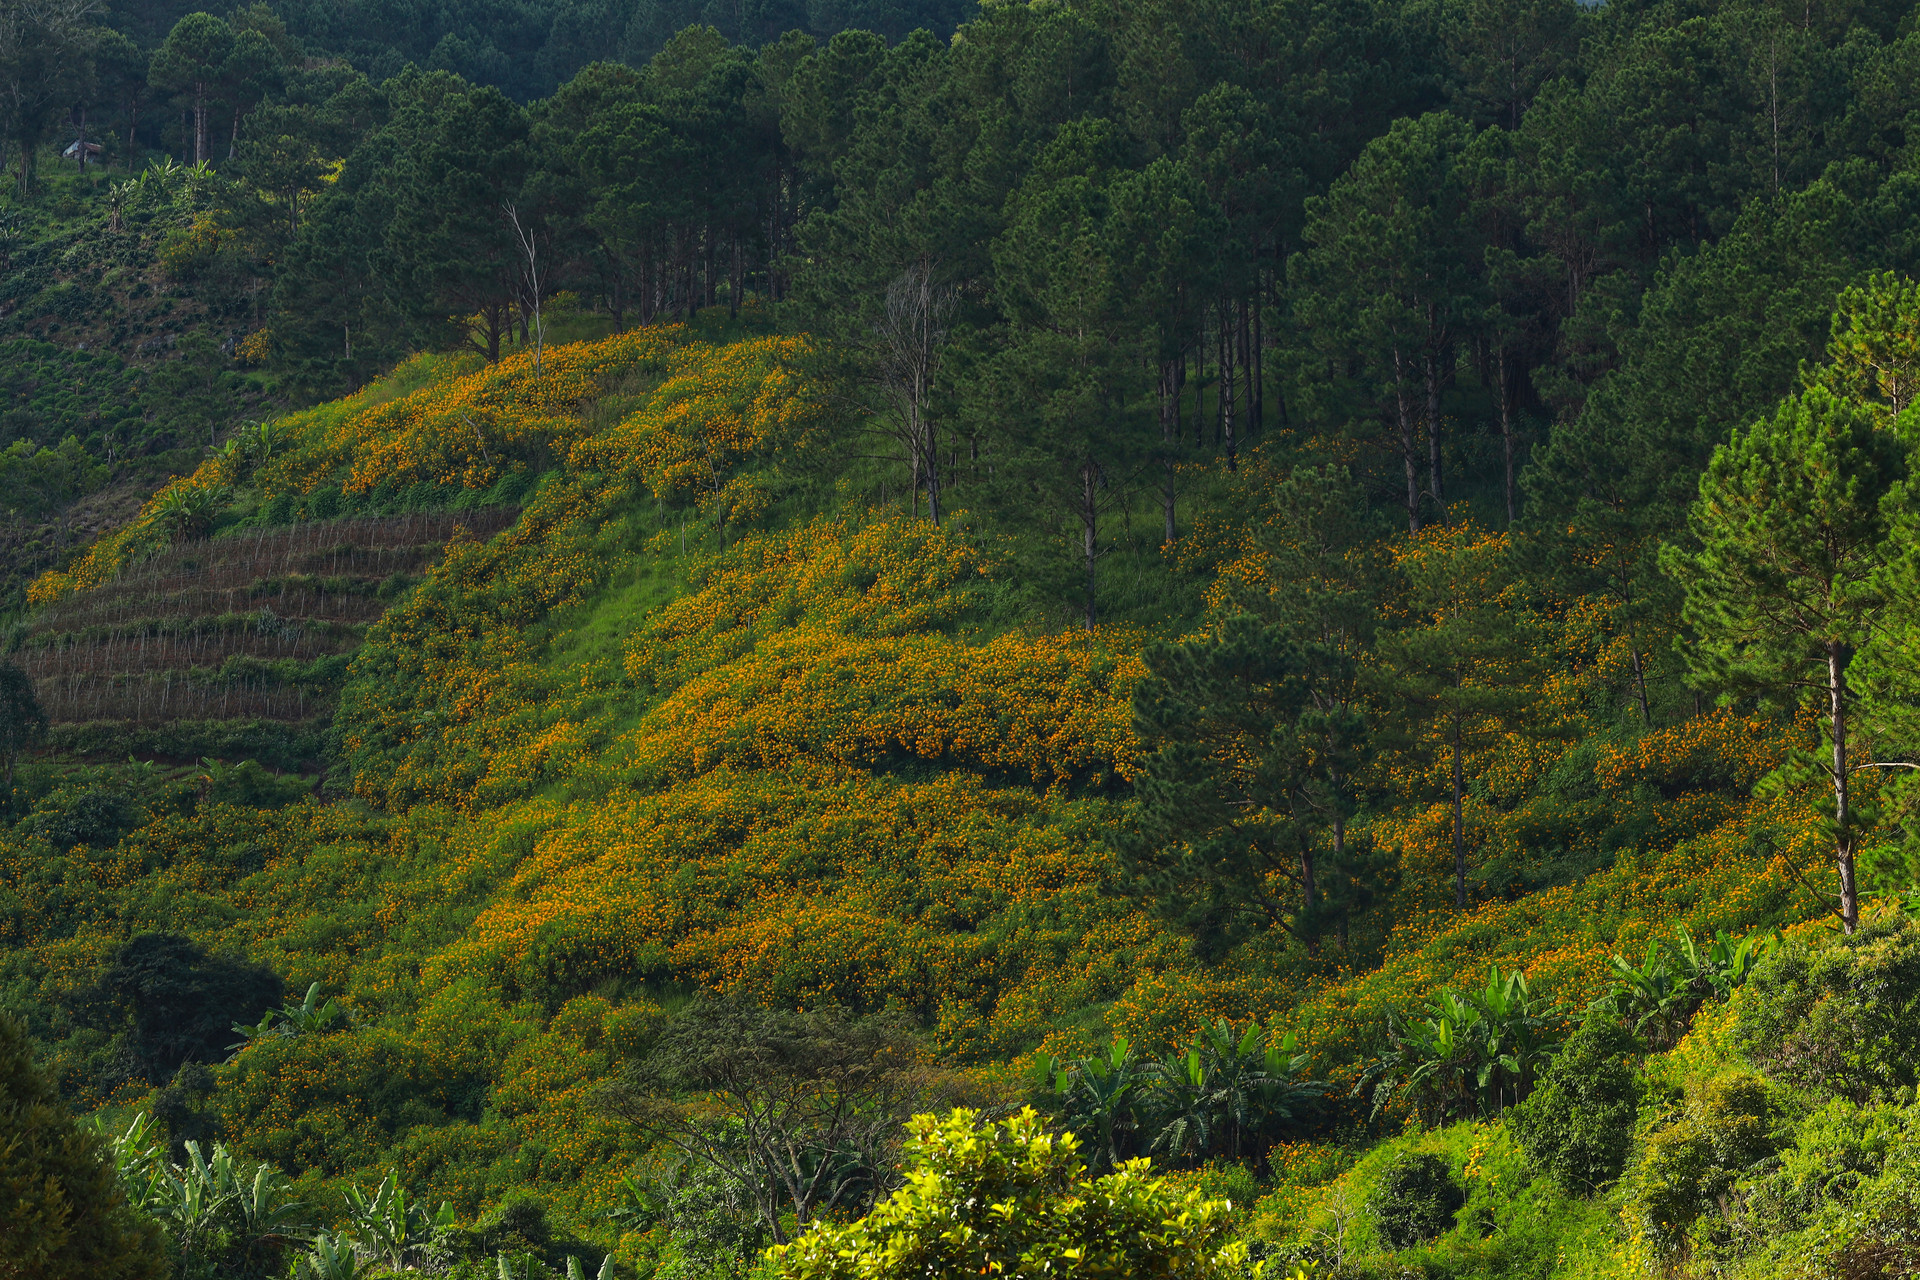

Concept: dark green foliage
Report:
left=1508, top=1015, right=1641, bottom=1193
left=72, top=933, right=282, bottom=1087
left=1736, top=915, right=1920, bottom=1104
left=0, top=661, right=47, bottom=789
left=1372, top=1152, right=1465, bottom=1250
left=46, top=720, right=328, bottom=773
left=200, top=758, right=310, bottom=808
left=0, top=1014, right=165, bottom=1278
left=1122, top=468, right=1390, bottom=956
left=25, top=784, right=135, bottom=851
left=1622, top=1075, right=1777, bottom=1267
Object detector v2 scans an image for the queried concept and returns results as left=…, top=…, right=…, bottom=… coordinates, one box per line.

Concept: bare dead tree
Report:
left=599, top=1001, right=956, bottom=1245
left=503, top=202, right=546, bottom=384
left=875, top=259, right=958, bottom=523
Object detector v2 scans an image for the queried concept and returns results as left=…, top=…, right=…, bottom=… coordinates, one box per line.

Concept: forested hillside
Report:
left=4, top=0, right=1920, bottom=1277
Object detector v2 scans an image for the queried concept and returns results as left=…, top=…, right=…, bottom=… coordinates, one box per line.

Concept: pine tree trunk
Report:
left=1160, top=360, right=1177, bottom=543
left=1082, top=461, right=1098, bottom=631
left=924, top=411, right=941, bottom=525
left=1452, top=715, right=1466, bottom=910
left=1393, top=348, right=1421, bottom=532
left=730, top=236, right=742, bottom=319
left=1239, top=295, right=1254, bottom=437
left=1424, top=347, right=1445, bottom=519
left=1830, top=642, right=1858, bottom=933
left=1251, top=288, right=1263, bottom=434
left=1222, top=304, right=1237, bottom=472
left=1497, top=345, right=1517, bottom=526
left=1628, top=642, right=1651, bottom=727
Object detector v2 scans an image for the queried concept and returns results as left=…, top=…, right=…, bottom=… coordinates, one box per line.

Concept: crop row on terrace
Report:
left=17, top=611, right=363, bottom=648
left=22, top=508, right=521, bottom=727
left=109, top=509, right=522, bottom=588
left=33, top=586, right=397, bottom=632
left=18, top=629, right=351, bottom=679
left=34, top=672, right=323, bottom=724
left=28, top=508, right=523, bottom=630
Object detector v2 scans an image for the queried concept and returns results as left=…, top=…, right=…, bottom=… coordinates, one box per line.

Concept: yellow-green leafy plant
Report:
left=765, top=1107, right=1256, bottom=1279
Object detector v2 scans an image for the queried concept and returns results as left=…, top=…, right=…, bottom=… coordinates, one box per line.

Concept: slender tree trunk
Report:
left=194, top=85, right=207, bottom=165
left=1244, top=295, right=1259, bottom=441
left=1082, top=460, right=1098, bottom=631
left=730, top=236, right=743, bottom=319
left=1497, top=345, right=1518, bottom=526
left=1628, top=641, right=1651, bottom=726
left=1452, top=715, right=1466, bottom=910
left=1159, top=360, right=1177, bottom=543
left=127, top=102, right=139, bottom=169
left=229, top=107, right=241, bottom=161
left=1830, top=642, right=1858, bottom=933
left=1176, top=347, right=1187, bottom=445
left=1251, top=288, right=1263, bottom=434
left=1424, top=345, right=1445, bottom=520
left=1393, top=348, right=1421, bottom=532
left=924, top=410, right=941, bottom=524
left=1221, top=303, right=1237, bottom=471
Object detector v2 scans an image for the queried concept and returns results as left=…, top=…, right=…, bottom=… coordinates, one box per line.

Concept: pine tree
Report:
left=0, top=1015, right=164, bottom=1279
left=1122, top=467, right=1395, bottom=955
left=1663, top=385, right=1913, bottom=933
left=1373, top=524, right=1543, bottom=910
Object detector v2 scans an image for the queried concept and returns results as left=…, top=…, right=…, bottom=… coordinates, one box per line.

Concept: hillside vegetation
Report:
left=5, top=0, right=1920, bottom=1275
left=4, top=314, right=1907, bottom=1279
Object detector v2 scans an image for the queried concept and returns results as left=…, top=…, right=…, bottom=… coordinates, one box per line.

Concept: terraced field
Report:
left=20, top=509, right=518, bottom=730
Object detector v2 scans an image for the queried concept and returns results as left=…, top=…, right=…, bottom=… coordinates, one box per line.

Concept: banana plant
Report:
left=90, top=1111, right=169, bottom=1214
left=1036, top=1036, right=1151, bottom=1171
left=1364, top=966, right=1563, bottom=1126
left=1152, top=1019, right=1328, bottom=1165
left=342, top=1171, right=455, bottom=1271
left=1471, top=967, right=1559, bottom=1113
left=1596, top=927, right=1775, bottom=1048
left=566, top=1255, right=618, bottom=1280
left=153, top=1141, right=240, bottom=1267
left=603, top=1171, right=660, bottom=1232
left=231, top=981, right=351, bottom=1056
left=301, top=1231, right=369, bottom=1280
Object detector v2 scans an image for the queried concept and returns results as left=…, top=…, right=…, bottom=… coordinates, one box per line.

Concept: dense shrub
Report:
left=1371, top=1151, right=1464, bottom=1250
left=26, top=784, right=136, bottom=851
left=765, top=1108, right=1251, bottom=1279
left=1508, top=1014, right=1642, bottom=1192
left=0, top=1015, right=165, bottom=1278
left=1622, top=1075, right=1775, bottom=1268
left=72, top=933, right=283, bottom=1086
left=1735, top=916, right=1920, bottom=1103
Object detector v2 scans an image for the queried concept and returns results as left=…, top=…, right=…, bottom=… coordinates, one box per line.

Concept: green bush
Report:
left=765, top=1108, right=1251, bottom=1279
left=0, top=1014, right=164, bottom=1278
left=1622, top=1075, right=1774, bottom=1269
left=1735, top=915, right=1920, bottom=1103
left=1371, top=1151, right=1464, bottom=1250
left=1507, top=1014, right=1642, bottom=1192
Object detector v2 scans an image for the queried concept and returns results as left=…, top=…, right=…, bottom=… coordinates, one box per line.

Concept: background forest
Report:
left=4, top=0, right=1920, bottom=1276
